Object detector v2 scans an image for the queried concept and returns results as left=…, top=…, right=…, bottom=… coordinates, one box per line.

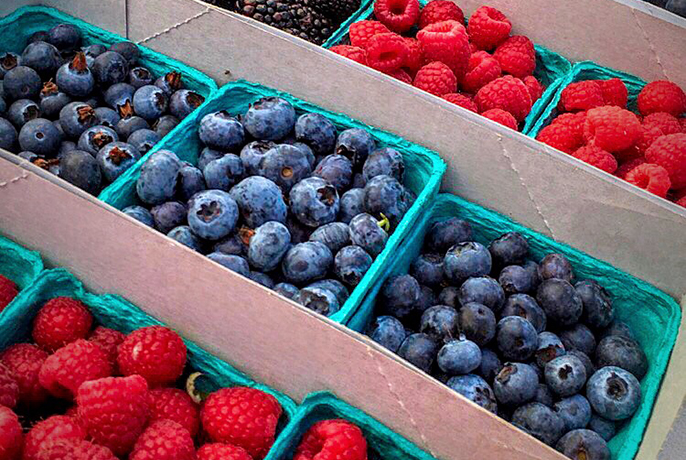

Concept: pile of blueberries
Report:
left=368, top=219, right=648, bottom=459
left=645, top=0, right=686, bottom=17
left=0, top=23, right=205, bottom=195
left=123, top=96, right=415, bottom=316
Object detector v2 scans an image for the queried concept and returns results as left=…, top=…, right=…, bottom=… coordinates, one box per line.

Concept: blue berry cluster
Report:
left=126, top=96, right=415, bottom=317
left=0, top=23, right=205, bottom=195
left=368, top=220, right=647, bottom=457
left=645, top=0, right=686, bottom=17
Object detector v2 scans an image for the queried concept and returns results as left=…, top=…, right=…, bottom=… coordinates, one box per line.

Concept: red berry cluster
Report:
left=0, top=296, right=283, bottom=460
left=537, top=79, right=686, bottom=202
left=0, top=274, right=19, bottom=312
left=294, top=419, right=368, bottom=460
left=329, top=1, right=543, bottom=131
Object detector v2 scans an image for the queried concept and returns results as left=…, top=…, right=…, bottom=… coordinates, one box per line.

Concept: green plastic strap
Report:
left=0, top=235, right=44, bottom=315
left=99, top=79, right=446, bottom=325
left=348, top=193, right=680, bottom=460
left=265, top=391, right=438, bottom=460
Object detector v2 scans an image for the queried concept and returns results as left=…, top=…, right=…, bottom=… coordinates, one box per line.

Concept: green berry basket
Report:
left=98, top=79, right=446, bottom=326
left=324, top=0, right=572, bottom=134
left=526, top=61, right=648, bottom=138
left=346, top=193, right=680, bottom=460
left=264, top=391, right=437, bottom=460
left=0, top=235, right=44, bottom=314
left=0, top=268, right=297, bottom=436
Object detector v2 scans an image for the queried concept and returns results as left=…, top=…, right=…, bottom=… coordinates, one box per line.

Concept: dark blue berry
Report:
left=274, top=282, right=299, bottom=300
left=560, top=323, right=597, bottom=356
left=243, top=97, right=295, bottom=141
left=248, top=221, right=291, bottom=271
left=489, top=232, right=529, bottom=266
left=437, top=286, right=460, bottom=309
left=587, top=366, right=641, bottom=421
left=169, top=90, right=204, bottom=119
left=666, top=0, right=686, bottom=16
left=96, top=141, right=140, bottom=183
left=556, top=429, right=610, bottom=460
left=294, top=113, right=336, bottom=155
left=535, top=331, right=566, bottom=368
left=438, top=338, right=482, bottom=375
left=136, top=149, right=182, bottom=204
left=3, top=66, right=41, bottom=101
left=512, top=402, right=565, bottom=446
left=348, top=212, right=388, bottom=257
left=595, top=335, right=647, bottom=379
left=168, top=226, right=202, bottom=251
left=213, top=234, right=247, bottom=256
left=494, top=362, right=538, bottom=406
left=18, top=118, right=62, bottom=156
left=522, top=260, right=542, bottom=290
left=362, top=147, right=404, bottom=182
left=56, top=53, right=94, bottom=98
left=151, top=201, right=186, bottom=234
left=78, top=125, right=118, bottom=156
left=398, top=333, right=438, bottom=373
left=540, top=253, right=574, bottom=282
left=187, top=190, right=239, bottom=240
left=600, top=321, right=636, bottom=343
left=115, top=114, right=149, bottom=140
left=588, top=415, right=616, bottom=441
left=536, top=279, right=583, bottom=327
left=108, top=42, right=139, bottom=65
left=290, top=177, right=339, bottom=227
left=533, top=383, right=555, bottom=407
left=47, top=24, right=82, bottom=51
left=309, top=222, right=350, bottom=253
left=59, top=149, right=102, bottom=194
left=207, top=253, right=250, bottom=277
left=94, top=107, right=120, bottom=129
left=568, top=350, right=596, bottom=377
left=415, top=285, right=436, bottom=316
left=447, top=374, right=497, bottom=413
left=203, top=154, right=244, bottom=192
left=239, top=140, right=275, bottom=175
left=287, top=215, right=313, bottom=244
left=501, top=293, right=547, bottom=333
left=28, top=31, right=49, bottom=44
left=249, top=271, right=275, bottom=288
left=198, top=147, right=225, bottom=171
left=58, top=141, right=76, bottom=158
left=59, top=102, right=97, bottom=138
left=153, top=114, right=179, bottom=137
left=499, top=265, right=534, bottom=294
left=92, top=51, right=129, bottom=86
left=458, top=302, right=496, bottom=346
left=104, top=82, right=134, bottom=110
left=281, top=241, right=333, bottom=284
left=420, top=305, right=459, bottom=343
left=352, top=173, right=366, bottom=188
left=177, top=164, right=205, bottom=201
left=496, top=316, right=538, bottom=361
left=334, top=246, right=372, bottom=286
left=411, top=253, right=443, bottom=287
left=296, top=286, right=340, bottom=316
left=230, top=176, right=288, bottom=227
left=83, top=44, right=106, bottom=67
left=198, top=111, right=245, bottom=151
left=39, top=83, right=71, bottom=119
left=576, top=279, right=614, bottom=330
left=128, top=67, right=154, bottom=88
left=8, top=99, right=40, bottom=129
left=368, top=315, right=406, bottom=352
left=335, top=128, right=376, bottom=168
left=307, top=279, right=350, bottom=305
left=259, top=144, right=312, bottom=191
left=338, top=188, right=365, bottom=224
left=458, top=276, right=504, bottom=311
left=545, top=354, right=587, bottom=397
left=313, top=154, right=352, bottom=192
left=381, top=274, right=420, bottom=319
left=554, top=394, right=592, bottom=432
left=131, top=85, right=167, bottom=121
left=122, top=205, right=153, bottom=226
left=154, top=72, right=183, bottom=96
left=21, top=41, right=61, bottom=77
left=478, top=348, right=502, bottom=382
left=444, top=242, right=492, bottom=285
left=363, top=174, right=408, bottom=227
left=127, top=128, right=159, bottom=155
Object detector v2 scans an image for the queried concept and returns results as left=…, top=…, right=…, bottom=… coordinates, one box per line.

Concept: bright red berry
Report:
left=419, top=1, right=464, bottom=29
left=34, top=439, right=116, bottom=460
left=572, top=145, right=618, bottom=174
left=442, top=93, right=478, bottom=112
left=374, top=0, right=420, bottom=33
left=467, top=6, right=512, bottom=51
left=461, top=51, right=501, bottom=94
left=349, top=21, right=390, bottom=49
left=645, top=133, right=686, bottom=188
left=197, top=443, right=252, bottom=460
left=481, top=108, right=518, bottom=130
left=475, top=75, right=532, bottom=122
left=413, top=61, right=457, bottom=96
left=598, top=78, right=628, bottom=108
left=402, top=38, right=424, bottom=76
left=149, top=387, right=200, bottom=437
left=643, top=112, right=682, bottom=135
left=365, top=33, right=408, bottom=73
left=201, top=387, right=282, bottom=459
left=32, top=297, right=93, bottom=352
left=559, top=81, right=605, bottom=112
left=616, top=157, right=647, bottom=179
left=638, top=80, right=686, bottom=117
left=117, top=326, right=186, bottom=387
left=23, top=416, right=87, bottom=460
left=0, top=363, right=19, bottom=409
left=522, top=76, right=544, bottom=103
left=680, top=117, right=686, bottom=132
left=0, top=344, right=48, bottom=408
left=294, top=419, right=367, bottom=460
left=384, top=68, right=412, bottom=84
left=677, top=195, right=686, bottom=207
left=330, top=45, right=367, bottom=65
left=493, top=35, right=535, bottom=78
left=0, top=275, right=18, bottom=312
left=76, top=375, right=150, bottom=457
left=584, top=106, right=641, bottom=153
left=625, top=163, right=671, bottom=198
left=88, top=326, right=125, bottom=371
left=0, top=406, right=22, bottom=460
left=129, top=420, right=195, bottom=460
left=537, top=123, right=582, bottom=154
left=416, top=20, right=470, bottom=80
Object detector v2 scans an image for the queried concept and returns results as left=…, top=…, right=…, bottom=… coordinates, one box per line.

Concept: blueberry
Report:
left=207, top=253, right=250, bottom=277
left=56, top=53, right=94, bottom=98
left=294, top=113, right=336, bottom=155
left=576, top=280, right=614, bottom=329
left=362, top=147, right=405, bottom=182
left=115, top=114, right=149, bottom=140
left=129, top=67, right=154, bottom=88
left=0, top=52, right=20, bottom=79
left=249, top=271, right=275, bottom=288
left=348, top=213, right=388, bottom=257
left=247, top=221, right=291, bottom=271
left=108, top=42, right=139, bottom=65
left=667, top=0, right=686, bottom=16
left=154, top=71, right=183, bottom=96
left=595, top=335, right=647, bottom=379
left=307, top=279, right=350, bottom=305
left=368, top=315, right=406, bottom=352
left=213, top=234, right=247, bottom=256
left=447, top=374, right=497, bottom=413
left=398, top=333, right=438, bottom=373
left=58, top=141, right=76, bottom=158
left=496, top=316, right=538, bottom=361
left=313, top=154, right=353, bottom=192
left=92, top=51, right=129, bottom=86
left=0, top=97, right=6, bottom=115
left=539, top=253, right=574, bottom=282
left=177, top=164, right=205, bottom=201
left=259, top=144, right=312, bottom=191
left=94, top=107, right=120, bottom=129
left=18, top=151, right=38, bottom=162
left=381, top=275, right=420, bottom=319
left=203, top=154, right=244, bottom=192
left=290, top=177, right=339, bottom=227
left=588, top=415, right=616, bottom=441
left=151, top=201, right=187, bottom=234
left=286, top=215, right=313, bottom=244
left=230, top=176, right=288, bottom=227
left=153, top=114, right=180, bottom=138
left=438, top=338, right=482, bottom=375
left=554, top=394, right=592, bottom=432
left=512, top=403, right=565, bottom=446
left=410, top=253, right=444, bottom=287
left=59, top=149, right=102, bottom=194
left=499, top=265, right=534, bottom=295
left=458, top=302, right=496, bottom=346
left=536, top=279, right=583, bottom=327
left=239, top=140, right=275, bottom=175
left=127, top=129, right=160, bottom=155
left=568, top=350, right=596, bottom=377
left=334, top=245, right=372, bottom=286
left=600, top=321, right=637, bottom=343
left=545, top=355, right=587, bottom=397
left=522, top=260, right=542, bottom=290
left=78, top=125, right=118, bottom=156
left=478, top=348, right=502, bottom=382
left=437, top=286, right=460, bottom=309
left=46, top=24, right=81, bottom=51
left=363, top=174, right=409, bottom=227
left=535, top=331, right=566, bottom=368
left=167, top=226, right=202, bottom=251
left=309, top=222, right=350, bottom=253
left=556, top=429, right=610, bottom=460
left=97, top=141, right=141, bottom=183
left=122, top=205, right=154, bottom=226
left=39, top=82, right=71, bottom=118
left=533, top=383, right=555, bottom=407
left=420, top=305, right=459, bottom=343
left=338, top=188, right=365, bottom=224
left=3, top=66, right=41, bottom=101
left=274, top=282, right=300, bottom=300
left=198, top=147, right=225, bottom=171
left=136, top=149, right=182, bottom=204
left=82, top=43, right=106, bottom=66
left=18, top=118, right=62, bottom=157
left=168, top=89, right=204, bottom=119
left=28, top=31, right=49, bottom=44
left=296, top=286, right=340, bottom=316
left=281, top=241, right=333, bottom=285
left=443, top=242, right=492, bottom=285
left=103, top=82, right=134, bottom=110
left=198, top=111, right=245, bottom=152
left=130, top=85, right=167, bottom=121
left=59, top=102, right=97, bottom=138
left=8, top=99, right=41, bottom=129
left=415, top=285, right=437, bottom=316
left=501, top=294, right=547, bottom=333
left=560, top=323, right=597, bottom=356
left=352, top=173, right=366, bottom=188
left=458, top=276, right=505, bottom=311
left=187, top=190, right=239, bottom=240
left=494, top=362, right=538, bottom=406
left=243, top=97, right=295, bottom=140
left=335, top=128, right=376, bottom=168
left=21, top=41, right=61, bottom=77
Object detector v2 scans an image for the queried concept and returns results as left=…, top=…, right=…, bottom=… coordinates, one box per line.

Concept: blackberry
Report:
left=306, top=0, right=361, bottom=22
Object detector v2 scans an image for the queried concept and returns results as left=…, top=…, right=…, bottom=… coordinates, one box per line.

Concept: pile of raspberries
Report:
left=536, top=79, right=686, bottom=203
left=330, top=0, right=544, bottom=131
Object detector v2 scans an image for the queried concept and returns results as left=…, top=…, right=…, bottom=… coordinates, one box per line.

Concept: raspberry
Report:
left=385, top=68, right=412, bottom=84
left=493, top=35, right=536, bottom=78
left=643, top=112, right=682, bottom=135
left=442, top=93, right=478, bottom=112
left=638, top=80, right=686, bottom=117
left=32, top=297, right=93, bottom=352
left=536, top=122, right=582, bottom=154
left=584, top=106, right=641, bottom=153
left=0, top=275, right=18, bottom=311
left=475, top=75, right=532, bottom=122
left=481, top=108, right=518, bottom=130
left=0, top=406, right=22, bottom=460
left=39, top=339, right=111, bottom=399
left=197, top=443, right=252, bottom=460
left=402, top=38, right=424, bottom=75
left=330, top=46, right=367, bottom=65
left=461, top=51, right=501, bottom=94
left=416, top=20, right=470, bottom=80
left=23, top=416, right=87, bottom=460
left=616, top=157, right=646, bottom=179
left=349, top=21, right=390, bottom=49
left=645, top=133, right=686, bottom=188
left=418, top=1, right=465, bottom=29
left=130, top=420, right=195, bottom=460
left=149, top=387, right=200, bottom=437
left=572, top=145, right=618, bottom=174
left=374, top=0, right=420, bottom=33
left=615, top=145, right=643, bottom=163
left=365, top=33, right=408, bottom=73
left=681, top=117, right=686, bottom=132
left=76, top=375, right=150, bottom=457
left=117, top=326, right=187, bottom=387
left=677, top=195, right=686, bottom=207
left=598, top=78, right=628, bottom=108
left=413, top=61, right=457, bottom=96
left=88, top=326, right=125, bottom=370
left=522, top=76, right=544, bottom=103
left=201, top=387, right=282, bottom=459
left=625, top=163, right=671, bottom=198
left=34, top=439, right=116, bottom=460
left=559, top=81, right=605, bottom=112
left=0, top=363, right=19, bottom=409
left=637, top=126, right=668, bottom=154
left=0, top=344, right=48, bottom=408
left=467, top=6, right=512, bottom=51
left=294, top=419, right=367, bottom=460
